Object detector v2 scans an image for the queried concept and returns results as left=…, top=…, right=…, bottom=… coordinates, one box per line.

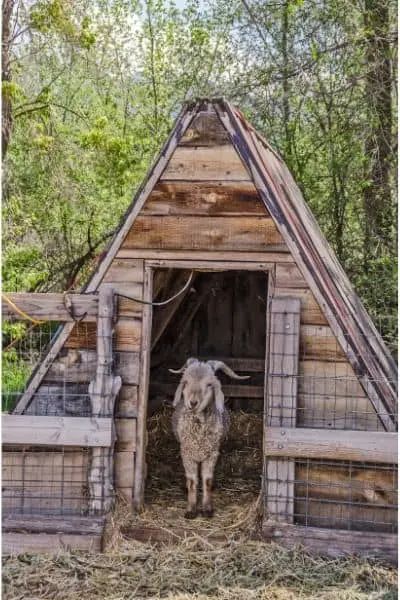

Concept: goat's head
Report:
left=169, top=358, right=249, bottom=414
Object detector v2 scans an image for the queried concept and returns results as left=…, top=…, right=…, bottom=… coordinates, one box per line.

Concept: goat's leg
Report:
left=201, top=454, right=218, bottom=517
left=182, top=457, right=198, bottom=519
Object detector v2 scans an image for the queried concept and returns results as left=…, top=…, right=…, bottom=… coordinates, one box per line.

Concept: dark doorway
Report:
left=145, top=269, right=267, bottom=527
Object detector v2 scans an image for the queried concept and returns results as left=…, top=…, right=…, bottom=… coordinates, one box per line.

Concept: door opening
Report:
left=144, top=268, right=268, bottom=528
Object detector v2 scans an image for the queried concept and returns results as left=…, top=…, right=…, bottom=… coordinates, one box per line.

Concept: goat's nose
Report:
left=190, top=400, right=197, bottom=408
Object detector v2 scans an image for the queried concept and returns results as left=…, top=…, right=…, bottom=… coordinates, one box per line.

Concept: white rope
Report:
left=116, top=271, right=194, bottom=306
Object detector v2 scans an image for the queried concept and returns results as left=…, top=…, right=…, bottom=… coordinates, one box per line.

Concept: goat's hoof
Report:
left=202, top=509, right=214, bottom=518
left=184, top=510, right=198, bottom=519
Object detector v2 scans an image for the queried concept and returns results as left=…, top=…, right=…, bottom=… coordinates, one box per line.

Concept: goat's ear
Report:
left=213, top=380, right=225, bottom=414
left=172, top=380, right=185, bottom=407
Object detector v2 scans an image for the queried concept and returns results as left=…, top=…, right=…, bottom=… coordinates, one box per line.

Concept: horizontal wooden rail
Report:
left=262, top=522, right=397, bottom=564
left=265, top=426, right=397, bottom=464
left=2, top=293, right=98, bottom=322
left=2, top=415, right=113, bottom=447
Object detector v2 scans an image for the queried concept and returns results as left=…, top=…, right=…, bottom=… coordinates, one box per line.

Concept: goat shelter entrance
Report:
left=141, top=265, right=270, bottom=532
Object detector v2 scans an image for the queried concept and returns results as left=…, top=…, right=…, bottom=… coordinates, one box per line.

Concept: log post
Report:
left=88, top=287, right=122, bottom=513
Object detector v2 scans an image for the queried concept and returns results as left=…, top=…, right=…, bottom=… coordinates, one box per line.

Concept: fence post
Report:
left=88, top=287, right=121, bottom=513
left=265, top=297, right=301, bottom=523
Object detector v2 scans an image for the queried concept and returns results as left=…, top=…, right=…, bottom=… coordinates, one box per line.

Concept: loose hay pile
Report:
left=3, top=538, right=397, bottom=599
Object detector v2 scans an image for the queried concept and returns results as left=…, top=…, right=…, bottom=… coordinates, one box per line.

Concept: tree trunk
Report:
left=363, top=0, right=394, bottom=260
left=2, top=0, right=13, bottom=160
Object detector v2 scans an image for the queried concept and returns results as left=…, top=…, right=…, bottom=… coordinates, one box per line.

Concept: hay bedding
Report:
left=3, top=407, right=397, bottom=599
left=142, top=406, right=264, bottom=534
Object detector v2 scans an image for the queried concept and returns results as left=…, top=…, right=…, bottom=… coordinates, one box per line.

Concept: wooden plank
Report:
left=299, top=360, right=367, bottom=398
left=115, top=417, right=137, bottom=447
left=43, top=350, right=140, bottom=385
left=142, top=182, right=267, bottom=216
left=146, top=259, right=273, bottom=272
left=150, top=382, right=264, bottom=398
left=179, top=109, right=230, bottom=146
left=274, top=288, right=328, bottom=325
left=300, top=325, right=346, bottom=362
left=102, top=258, right=144, bottom=284
left=116, top=250, right=292, bottom=261
left=115, top=385, right=138, bottom=418
left=2, top=515, right=105, bottom=535
left=124, top=216, right=284, bottom=251
left=275, top=263, right=308, bottom=288
left=265, top=427, right=397, bottom=463
left=115, top=451, right=135, bottom=489
left=161, top=145, right=250, bottom=181
left=262, top=523, right=397, bottom=564
left=133, top=265, right=153, bottom=509
left=2, top=293, right=98, bottom=322
left=265, top=297, right=301, bottom=524
left=2, top=531, right=102, bottom=554
left=64, top=319, right=141, bottom=352
left=297, top=393, right=385, bottom=431
left=2, top=415, right=113, bottom=447
left=2, top=448, right=89, bottom=515
left=198, top=357, right=265, bottom=373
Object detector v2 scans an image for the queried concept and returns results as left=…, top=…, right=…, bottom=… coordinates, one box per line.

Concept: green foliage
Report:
left=3, top=0, right=397, bottom=334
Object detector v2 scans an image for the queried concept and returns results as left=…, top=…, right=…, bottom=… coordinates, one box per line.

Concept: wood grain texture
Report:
left=3, top=448, right=89, bottom=515
left=2, top=415, right=113, bottom=447
left=2, top=532, right=102, bottom=554
left=299, top=360, right=367, bottom=399
left=2, top=293, right=98, bottom=322
left=179, top=110, right=230, bottom=146
left=274, top=288, right=328, bottom=325
left=265, top=427, right=397, bottom=463
left=297, top=393, right=385, bottom=431
left=262, top=523, right=397, bottom=564
left=116, top=249, right=291, bottom=261
left=124, top=216, right=284, bottom=251
left=116, top=385, right=138, bottom=418
left=142, top=182, right=267, bottom=216
left=300, top=325, right=346, bottom=362
left=161, top=145, right=250, bottom=181
left=64, top=319, right=141, bottom=352
left=275, top=263, right=308, bottom=288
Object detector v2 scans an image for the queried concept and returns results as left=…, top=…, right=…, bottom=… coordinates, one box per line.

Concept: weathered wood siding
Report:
left=23, top=106, right=391, bottom=510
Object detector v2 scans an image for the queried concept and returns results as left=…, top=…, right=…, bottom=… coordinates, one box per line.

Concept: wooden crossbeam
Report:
left=2, top=415, right=113, bottom=447
left=2, top=293, right=98, bottom=322
left=265, top=426, right=397, bottom=464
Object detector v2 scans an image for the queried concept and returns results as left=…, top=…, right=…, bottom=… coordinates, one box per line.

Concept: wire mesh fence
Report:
left=2, top=445, right=112, bottom=517
left=2, top=320, right=116, bottom=518
left=265, top=458, right=398, bottom=534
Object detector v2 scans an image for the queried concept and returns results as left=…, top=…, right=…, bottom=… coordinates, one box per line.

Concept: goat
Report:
left=170, top=358, right=249, bottom=518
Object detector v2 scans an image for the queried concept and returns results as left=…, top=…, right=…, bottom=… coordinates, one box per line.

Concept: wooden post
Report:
left=88, top=287, right=122, bottom=513
left=265, top=297, right=300, bottom=523
left=133, top=265, right=153, bottom=510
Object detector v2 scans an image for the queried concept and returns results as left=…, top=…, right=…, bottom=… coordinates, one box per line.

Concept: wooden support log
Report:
left=88, top=287, right=121, bottom=514
left=2, top=292, right=98, bottom=322
left=265, top=427, right=397, bottom=464
left=2, top=415, right=113, bottom=447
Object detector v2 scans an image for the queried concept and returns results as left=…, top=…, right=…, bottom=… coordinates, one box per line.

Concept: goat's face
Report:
left=181, top=363, right=218, bottom=413
left=170, top=358, right=249, bottom=414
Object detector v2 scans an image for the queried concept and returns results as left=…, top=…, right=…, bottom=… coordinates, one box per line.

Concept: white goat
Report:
left=170, top=358, right=249, bottom=518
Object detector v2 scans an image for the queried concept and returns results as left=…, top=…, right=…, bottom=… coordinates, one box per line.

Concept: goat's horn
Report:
left=169, top=357, right=198, bottom=374
left=207, top=360, right=250, bottom=380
